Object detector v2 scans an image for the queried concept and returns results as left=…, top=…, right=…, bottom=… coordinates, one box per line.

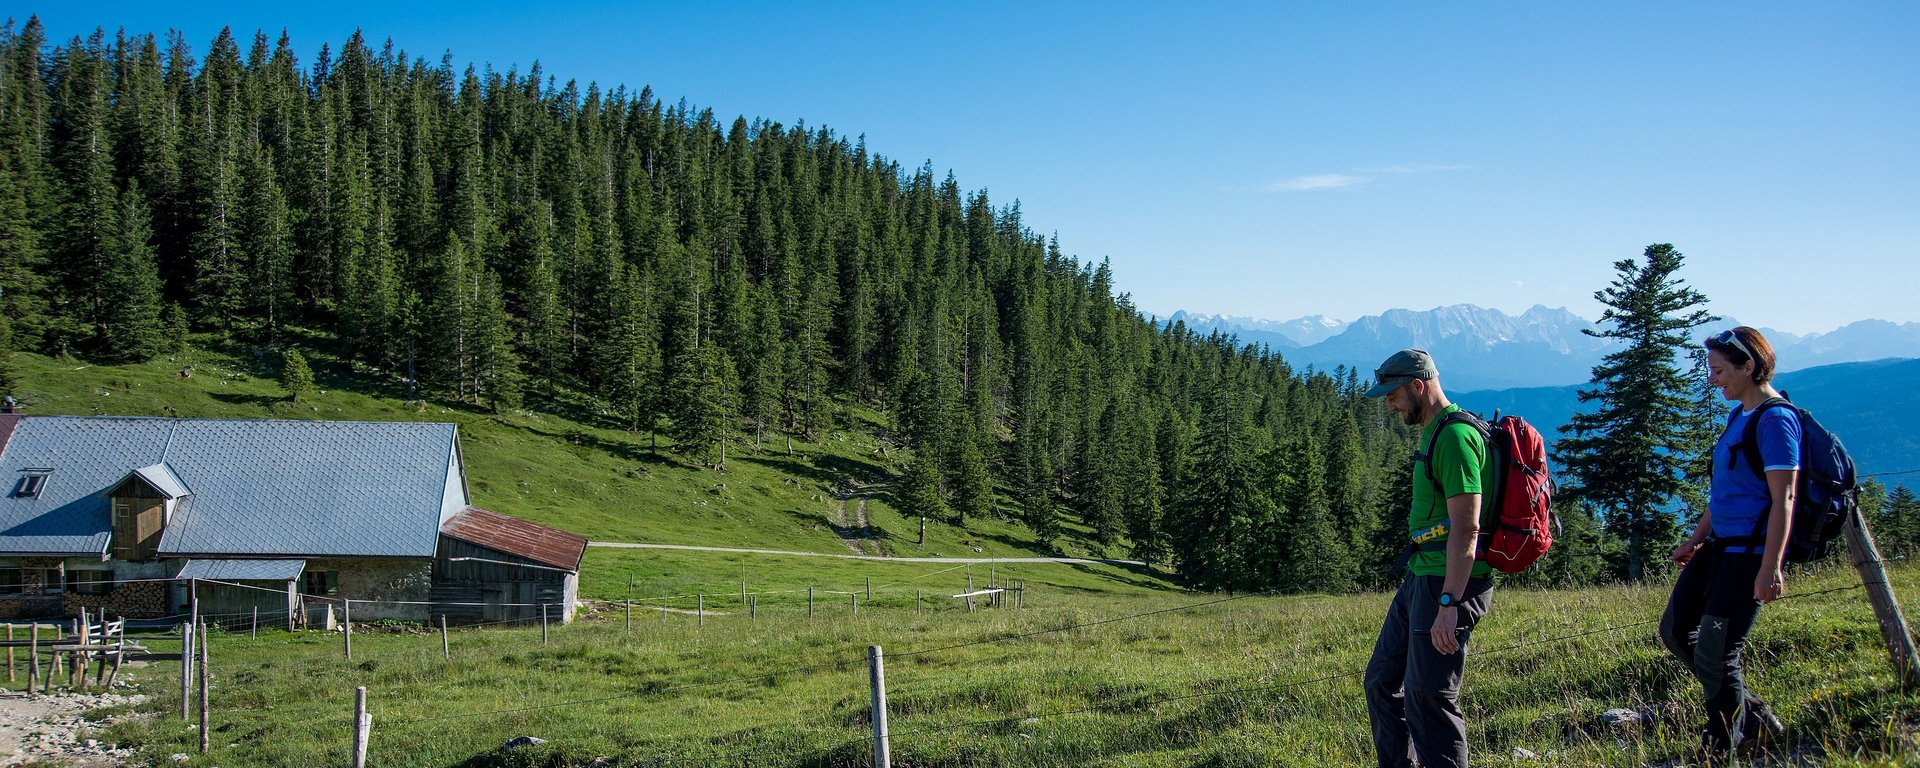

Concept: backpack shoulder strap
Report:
left=1420, top=410, right=1488, bottom=489
left=1739, top=396, right=1795, bottom=480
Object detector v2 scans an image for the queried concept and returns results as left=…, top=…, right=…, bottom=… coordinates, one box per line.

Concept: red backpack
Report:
left=1424, top=411, right=1557, bottom=574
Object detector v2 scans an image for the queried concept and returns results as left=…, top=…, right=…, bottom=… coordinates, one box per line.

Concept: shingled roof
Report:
left=0, top=416, right=466, bottom=558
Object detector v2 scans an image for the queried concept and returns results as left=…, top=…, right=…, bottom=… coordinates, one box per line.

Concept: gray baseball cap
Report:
left=1364, top=349, right=1438, bottom=398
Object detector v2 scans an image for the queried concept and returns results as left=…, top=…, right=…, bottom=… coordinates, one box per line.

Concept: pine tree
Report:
left=1553, top=244, right=1717, bottom=581
left=238, top=140, right=294, bottom=340
left=282, top=348, right=314, bottom=402
left=897, top=445, right=950, bottom=524
left=97, top=183, right=166, bottom=360
left=1877, top=484, right=1920, bottom=556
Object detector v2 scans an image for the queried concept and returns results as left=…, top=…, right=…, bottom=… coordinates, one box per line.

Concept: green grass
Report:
left=11, top=561, right=1913, bottom=767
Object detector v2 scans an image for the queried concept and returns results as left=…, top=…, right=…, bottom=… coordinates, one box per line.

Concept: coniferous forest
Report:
left=18, top=21, right=1912, bottom=592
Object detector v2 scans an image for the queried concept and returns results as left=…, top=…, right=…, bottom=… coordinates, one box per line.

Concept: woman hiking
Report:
left=1660, top=325, right=1794, bottom=764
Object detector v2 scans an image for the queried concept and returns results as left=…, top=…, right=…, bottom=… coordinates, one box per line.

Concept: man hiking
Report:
left=1363, top=348, right=1494, bottom=768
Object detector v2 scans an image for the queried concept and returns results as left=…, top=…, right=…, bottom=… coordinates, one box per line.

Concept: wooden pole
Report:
left=105, top=626, right=125, bottom=689
left=5, top=623, right=11, bottom=682
left=197, top=621, right=210, bottom=754
left=28, top=624, right=38, bottom=690
left=662, top=592, right=668, bottom=621
left=440, top=615, right=449, bottom=661
left=866, top=576, right=871, bottom=600
left=178, top=621, right=190, bottom=718
left=698, top=595, right=704, bottom=627
left=72, top=608, right=87, bottom=690
left=1846, top=511, right=1920, bottom=687
left=750, top=595, right=757, bottom=619
left=851, top=592, right=857, bottom=617
left=915, top=590, right=921, bottom=614
left=625, top=574, right=634, bottom=634
left=542, top=603, right=549, bottom=645
left=342, top=600, right=352, bottom=660
left=809, top=587, right=814, bottom=617
left=251, top=606, right=258, bottom=640
left=352, top=686, right=370, bottom=768
left=868, top=645, right=891, bottom=768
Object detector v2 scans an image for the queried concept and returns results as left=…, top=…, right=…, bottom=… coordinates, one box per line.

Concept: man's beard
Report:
left=1401, top=400, right=1428, bottom=427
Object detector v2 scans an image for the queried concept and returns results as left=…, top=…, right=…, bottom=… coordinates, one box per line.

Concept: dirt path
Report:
left=830, top=500, right=865, bottom=555
left=0, top=691, right=141, bottom=766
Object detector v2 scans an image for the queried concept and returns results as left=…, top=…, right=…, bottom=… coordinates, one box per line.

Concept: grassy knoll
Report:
left=9, top=561, right=1910, bottom=767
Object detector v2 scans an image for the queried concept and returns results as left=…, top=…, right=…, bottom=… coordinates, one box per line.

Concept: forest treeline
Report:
left=1, top=20, right=1912, bottom=590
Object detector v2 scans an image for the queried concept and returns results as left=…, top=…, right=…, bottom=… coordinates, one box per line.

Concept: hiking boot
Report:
left=1736, top=697, right=1784, bottom=756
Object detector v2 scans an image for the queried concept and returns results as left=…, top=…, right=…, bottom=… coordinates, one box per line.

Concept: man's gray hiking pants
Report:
left=1364, top=572, right=1493, bottom=768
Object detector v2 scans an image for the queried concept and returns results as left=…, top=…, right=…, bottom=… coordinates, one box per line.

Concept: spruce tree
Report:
left=1553, top=244, right=1716, bottom=581
left=97, top=183, right=165, bottom=360
left=282, top=348, right=314, bottom=402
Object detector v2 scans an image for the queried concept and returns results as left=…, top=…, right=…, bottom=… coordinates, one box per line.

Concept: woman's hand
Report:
left=1754, top=567, right=1785, bottom=603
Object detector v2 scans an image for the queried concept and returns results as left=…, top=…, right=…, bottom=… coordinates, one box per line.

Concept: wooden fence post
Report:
left=28, top=624, right=38, bottom=690
left=352, top=686, right=371, bottom=768
left=750, top=595, right=757, bottom=619
left=915, top=590, right=921, bottom=614
left=542, top=604, right=550, bottom=645
left=851, top=592, right=857, bottom=617
left=440, top=615, right=449, bottom=661
left=662, top=592, right=668, bottom=621
left=868, top=645, right=891, bottom=768
left=197, top=621, right=210, bottom=754
left=5, top=624, right=11, bottom=683
left=866, top=576, right=871, bottom=600
left=342, top=600, right=352, bottom=660
left=809, top=587, right=814, bottom=617
left=625, top=574, right=634, bottom=635
left=698, top=594, right=704, bottom=627
left=1846, top=511, right=1920, bottom=687
left=178, top=621, right=190, bottom=719
left=251, top=606, right=258, bottom=640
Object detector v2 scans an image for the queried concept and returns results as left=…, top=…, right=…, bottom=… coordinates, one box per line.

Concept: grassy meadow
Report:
left=3, top=560, right=1911, bottom=767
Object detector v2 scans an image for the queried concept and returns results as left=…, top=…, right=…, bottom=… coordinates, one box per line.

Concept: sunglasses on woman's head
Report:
left=1711, top=329, right=1755, bottom=363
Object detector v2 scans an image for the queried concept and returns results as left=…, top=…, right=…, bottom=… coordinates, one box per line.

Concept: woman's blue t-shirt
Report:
left=1709, top=403, right=1802, bottom=540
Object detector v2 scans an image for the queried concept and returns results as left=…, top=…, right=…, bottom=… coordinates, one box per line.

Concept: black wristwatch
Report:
left=1437, top=592, right=1461, bottom=608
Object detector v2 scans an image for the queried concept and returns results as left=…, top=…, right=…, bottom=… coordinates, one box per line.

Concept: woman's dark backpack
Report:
left=1728, top=395, right=1860, bottom=563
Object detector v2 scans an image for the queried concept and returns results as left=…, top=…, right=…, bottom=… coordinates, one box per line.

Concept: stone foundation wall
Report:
left=309, top=558, right=433, bottom=622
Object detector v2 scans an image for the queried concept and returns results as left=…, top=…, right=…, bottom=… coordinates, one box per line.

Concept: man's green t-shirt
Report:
left=1409, top=403, right=1493, bottom=577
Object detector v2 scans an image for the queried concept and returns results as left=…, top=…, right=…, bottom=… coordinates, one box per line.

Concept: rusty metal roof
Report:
left=440, top=506, right=586, bottom=572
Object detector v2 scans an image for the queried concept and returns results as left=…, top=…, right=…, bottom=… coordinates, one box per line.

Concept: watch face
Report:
left=1439, top=593, right=1455, bottom=606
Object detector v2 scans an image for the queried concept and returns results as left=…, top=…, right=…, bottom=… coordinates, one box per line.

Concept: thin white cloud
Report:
left=1256, top=163, right=1470, bottom=193
left=1261, top=173, right=1370, bottom=192
left=1358, top=163, right=1474, bottom=175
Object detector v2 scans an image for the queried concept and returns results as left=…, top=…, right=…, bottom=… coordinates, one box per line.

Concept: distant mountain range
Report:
left=1455, top=358, right=1920, bottom=491
left=1166, top=306, right=1920, bottom=391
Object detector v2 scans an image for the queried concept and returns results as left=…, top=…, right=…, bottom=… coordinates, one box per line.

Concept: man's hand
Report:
left=1671, top=540, right=1701, bottom=566
left=1429, top=607, right=1461, bottom=654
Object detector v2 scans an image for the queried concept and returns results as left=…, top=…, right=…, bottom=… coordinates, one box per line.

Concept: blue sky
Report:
left=19, top=2, right=1917, bottom=334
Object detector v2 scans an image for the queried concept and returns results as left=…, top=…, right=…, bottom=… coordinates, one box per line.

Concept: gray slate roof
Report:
left=175, top=558, right=307, bottom=581
left=0, top=416, right=463, bottom=558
